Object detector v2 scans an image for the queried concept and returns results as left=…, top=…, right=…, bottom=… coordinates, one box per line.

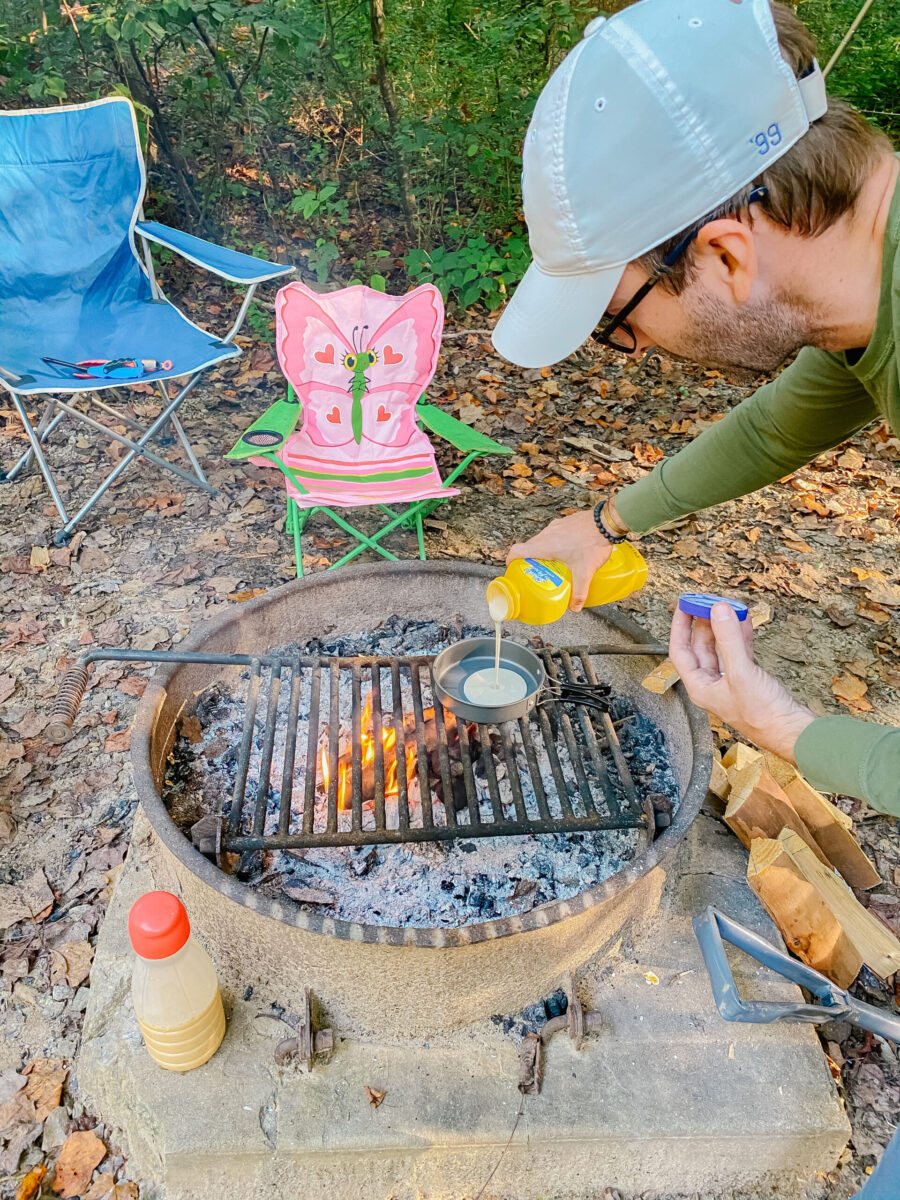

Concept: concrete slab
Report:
left=77, top=809, right=849, bottom=1200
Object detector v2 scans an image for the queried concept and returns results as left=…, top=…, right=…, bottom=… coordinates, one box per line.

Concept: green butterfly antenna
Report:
left=226, top=389, right=301, bottom=460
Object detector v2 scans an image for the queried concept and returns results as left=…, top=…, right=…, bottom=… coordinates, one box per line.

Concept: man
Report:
left=492, top=0, right=899, bottom=821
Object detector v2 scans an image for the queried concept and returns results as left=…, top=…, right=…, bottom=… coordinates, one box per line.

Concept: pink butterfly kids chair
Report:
left=228, top=280, right=510, bottom=575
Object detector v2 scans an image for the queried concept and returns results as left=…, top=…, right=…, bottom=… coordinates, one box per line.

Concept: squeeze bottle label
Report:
left=522, top=558, right=565, bottom=589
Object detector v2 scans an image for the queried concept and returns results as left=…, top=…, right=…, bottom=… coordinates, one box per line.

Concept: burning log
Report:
left=322, top=701, right=478, bottom=813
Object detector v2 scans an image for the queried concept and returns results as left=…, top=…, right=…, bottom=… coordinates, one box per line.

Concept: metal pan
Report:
left=431, top=637, right=545, bottom=723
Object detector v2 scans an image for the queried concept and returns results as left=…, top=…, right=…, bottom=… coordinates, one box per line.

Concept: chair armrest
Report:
left=136, top=221, right=293, bottom=284
left=417, top=403, right=513, bottom=455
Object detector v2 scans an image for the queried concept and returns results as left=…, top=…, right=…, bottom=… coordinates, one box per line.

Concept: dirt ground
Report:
left=1, top=285, right=899, bottom=1199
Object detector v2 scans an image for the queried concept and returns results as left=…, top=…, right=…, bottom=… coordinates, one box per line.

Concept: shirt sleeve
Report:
left=794, top=716, right=900, bottom=816
left=615, top=346, right=879, bottom=534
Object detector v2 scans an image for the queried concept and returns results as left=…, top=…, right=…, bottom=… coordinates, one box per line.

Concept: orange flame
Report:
left=320, top=698, right=418, bottom=810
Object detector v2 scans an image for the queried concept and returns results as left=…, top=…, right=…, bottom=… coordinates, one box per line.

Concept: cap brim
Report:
left=491, top=262, right=624, bottom=368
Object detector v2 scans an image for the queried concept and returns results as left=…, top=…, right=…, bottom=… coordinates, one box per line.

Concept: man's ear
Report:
left=692, top=218, right=757, bottom=304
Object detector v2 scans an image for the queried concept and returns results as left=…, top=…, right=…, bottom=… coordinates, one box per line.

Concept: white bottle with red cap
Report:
left=128, top=890, right=226, bottom=1072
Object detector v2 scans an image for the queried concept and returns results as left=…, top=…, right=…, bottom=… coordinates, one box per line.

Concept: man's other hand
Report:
left=669, top=602, right=815, bottom=763
left=507, top=510, right=613, bottom=611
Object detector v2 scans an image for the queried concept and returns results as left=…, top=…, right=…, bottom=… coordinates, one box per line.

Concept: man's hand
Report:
left=668, top=603, right=815, bottom=763
left=507, top=510, right=613, bottom=611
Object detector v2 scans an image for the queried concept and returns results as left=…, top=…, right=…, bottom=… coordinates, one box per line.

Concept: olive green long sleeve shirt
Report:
left=616, top=171, right=900, bottom=816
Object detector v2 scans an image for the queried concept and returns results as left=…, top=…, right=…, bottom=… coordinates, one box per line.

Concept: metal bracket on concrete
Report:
left=274, top=988, right=335, bottom=1070
left=518, top=976, right=602, bottom=1095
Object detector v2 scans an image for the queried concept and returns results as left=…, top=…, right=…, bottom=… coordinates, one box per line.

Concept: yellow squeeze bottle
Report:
left=487, top=543, right=648, bottom=625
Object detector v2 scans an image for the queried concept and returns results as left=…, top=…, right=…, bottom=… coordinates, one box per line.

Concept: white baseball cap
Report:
left=492, top=0, right=828, bottom=368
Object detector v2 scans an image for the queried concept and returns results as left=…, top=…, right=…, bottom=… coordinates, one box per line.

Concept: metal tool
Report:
left=42, top=355, right=173, bottom=380
left=694, top=907, right=900, bottom=1041
left=47, top=642, right=668, bottom=856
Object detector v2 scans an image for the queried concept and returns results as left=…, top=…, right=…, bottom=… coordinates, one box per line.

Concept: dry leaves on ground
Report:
left=0, top=869, right=54, bottom=930
left=832, top=673, right=873, bottom=712
left=49, top=941, right=94, bottom=989
left=83, top=1174, right=139, bottom=1200
left=14, top=1164, right=46, bottom=1200
left=22, top=1058, right=67, bottom=1122
left=52, top=1129, right=106, bottom=1198
left=365, top=1086, right=387, bottom=1109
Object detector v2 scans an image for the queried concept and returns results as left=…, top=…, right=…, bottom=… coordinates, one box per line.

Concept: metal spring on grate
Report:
left=46, top=664, right=90, bottom=743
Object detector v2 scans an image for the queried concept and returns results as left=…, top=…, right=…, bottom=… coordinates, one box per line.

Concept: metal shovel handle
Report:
left=693, top=906, right=900, bottom=1043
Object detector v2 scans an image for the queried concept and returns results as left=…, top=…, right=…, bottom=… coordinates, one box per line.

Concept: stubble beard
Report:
left=675, top=284, right=825, bottom=372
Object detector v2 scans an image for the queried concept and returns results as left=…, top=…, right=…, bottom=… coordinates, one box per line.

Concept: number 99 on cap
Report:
left=678, top=593, right=749, bottom=622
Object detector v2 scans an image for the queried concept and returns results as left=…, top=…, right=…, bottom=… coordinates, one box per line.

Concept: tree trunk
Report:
left=369, top=0, right=416, bottom=234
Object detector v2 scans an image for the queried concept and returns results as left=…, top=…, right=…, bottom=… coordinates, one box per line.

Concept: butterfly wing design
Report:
left=360, top=283, right=443, bottom=446
left=275, top=282, right=358, bottom=448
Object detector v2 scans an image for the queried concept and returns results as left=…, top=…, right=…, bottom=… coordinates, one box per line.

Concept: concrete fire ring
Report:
left=132, top=561, right=713, bottom=1037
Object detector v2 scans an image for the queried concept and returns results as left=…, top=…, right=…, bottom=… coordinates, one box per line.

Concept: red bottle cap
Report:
left=128, top=891, right=191, bottom=959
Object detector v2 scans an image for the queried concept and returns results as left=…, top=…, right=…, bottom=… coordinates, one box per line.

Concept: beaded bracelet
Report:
left=593, top=499, right=628, bottom=544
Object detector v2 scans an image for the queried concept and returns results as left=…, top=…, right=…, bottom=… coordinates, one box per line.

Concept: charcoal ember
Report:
left=351, top=847, right=377, bottom=877
left=544, top=989, right=568, bottom=1019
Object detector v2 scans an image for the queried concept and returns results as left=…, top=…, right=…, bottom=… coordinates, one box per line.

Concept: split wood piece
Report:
left=708, top=756, right=730, bottom=802
left=763, top=752, right=853, bottom=831
left=724, top=760, right=830, bottom=867
left=722, top=742, right=762, bottom=775
left=641, top=601, right=773, bottom=696
left=756, top=830, right=900, bottom=979
left=747, top=835, right=863, bottom=988
left=640, top=658, right=680, bottom=696
left=763, top=752, right=879, bottom=890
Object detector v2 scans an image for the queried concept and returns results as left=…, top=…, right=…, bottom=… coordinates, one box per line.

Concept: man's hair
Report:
left=637, top=2, right=894, bottom=294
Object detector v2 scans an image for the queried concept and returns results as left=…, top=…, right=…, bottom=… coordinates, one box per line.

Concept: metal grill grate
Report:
left=212, top=645, right=653, bottom=855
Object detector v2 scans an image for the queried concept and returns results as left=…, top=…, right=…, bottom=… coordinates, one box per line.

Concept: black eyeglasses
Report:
left=592, top=187, right=769, bottom=354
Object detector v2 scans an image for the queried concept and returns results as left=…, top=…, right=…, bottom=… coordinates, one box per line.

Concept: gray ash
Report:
left=164, top=616, right=680, bottom=929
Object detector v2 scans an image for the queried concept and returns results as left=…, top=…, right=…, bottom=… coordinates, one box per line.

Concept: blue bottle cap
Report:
left=678, top=593, right=749, bottom=622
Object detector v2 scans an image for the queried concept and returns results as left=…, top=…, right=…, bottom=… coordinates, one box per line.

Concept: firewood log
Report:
left=747, top=835, right=862, bottom=988
left=762, top=753, right=879, bottom=890
left=725, top=760, right=830, bottom=866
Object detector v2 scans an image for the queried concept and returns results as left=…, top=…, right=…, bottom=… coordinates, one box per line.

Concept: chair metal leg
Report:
left=288, top=498, right=304, bottom=578
left=7, top=391, right=69, bottom=522
left=53, top=372, right=211, bottom=544
left=155, top=380, right=209, bottom=486
left=2, top=399, right=64, bottom=482
left=48, top=397, right=213, bottom=493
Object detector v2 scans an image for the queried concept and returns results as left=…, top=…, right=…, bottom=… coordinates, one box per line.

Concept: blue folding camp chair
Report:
left=0, top=96, right=293, bottom=544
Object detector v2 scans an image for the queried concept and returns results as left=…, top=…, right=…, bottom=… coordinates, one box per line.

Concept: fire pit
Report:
left=126, top=561, right=711, bottom=1036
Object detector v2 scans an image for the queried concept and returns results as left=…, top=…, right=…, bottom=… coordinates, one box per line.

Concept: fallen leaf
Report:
left=0, top=1085, right=36, bottom=1131
left=83, top=1175, right=139, bottom=1200
left=132, top=625, right=170, bottom=651
left=53, top=1130, right=106, bottom=1198
left=49, top=941, right=94, bottom=989
left=543, top=474, right=566, bottom=487
left=29, top=545, right=50, bottom=571
left=23, top=1058, right=67, bottom=1122
left=746, top=527, right=760, bottom=544
left=856, top=603, right=891, bottom=626
left=831, top=673, right=873, bottom=711
left=0, top=674, right=15, bottom=703
left=0, top=869, right=54, bottom=930
left=782, top=539, right=813, bottom=554
left=103, top=729, right=130, bottom=754
left=365, top=1086, right=386, bottom=1109
left=14, top=1164, right=46, bottom=1200
left=642, top=972, right=660, bottom=985
left=228, top=588, right=267, bottom=603
left=632, top=441, right=664, bottom=466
